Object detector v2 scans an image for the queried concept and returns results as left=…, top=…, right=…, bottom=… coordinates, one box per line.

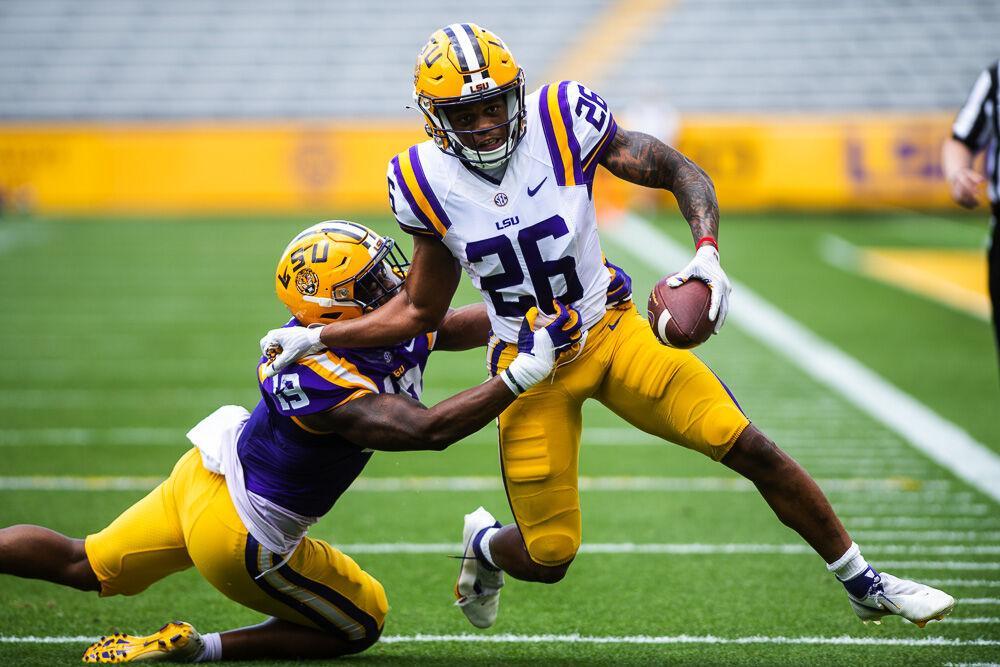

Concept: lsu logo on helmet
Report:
left=275, top=221, right=410, bottom=326
left=294, top=268, right=320, bottom=296
left=413, top=23, right=526, bottom=169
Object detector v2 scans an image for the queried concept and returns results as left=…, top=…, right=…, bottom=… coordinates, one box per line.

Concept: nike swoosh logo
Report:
left=527, top=177, right=547, bottom=197
left=608, top=316, right=623, bottom=331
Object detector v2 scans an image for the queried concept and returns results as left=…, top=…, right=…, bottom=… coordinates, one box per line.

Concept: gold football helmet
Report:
left=413, top=23, right=525, bottom=169
left=275, top=221, right=409, bottom=325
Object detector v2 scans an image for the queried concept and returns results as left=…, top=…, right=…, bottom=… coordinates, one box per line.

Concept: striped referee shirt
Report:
left=952, top=60, right=1000, bottom=209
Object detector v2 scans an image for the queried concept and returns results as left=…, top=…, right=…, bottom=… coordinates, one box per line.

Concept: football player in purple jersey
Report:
left=0, top=221, right=582, bottom=663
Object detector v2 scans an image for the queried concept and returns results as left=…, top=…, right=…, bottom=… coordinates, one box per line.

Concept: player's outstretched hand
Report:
left=501, top=301, right=582, bottom=395
left=604, top=257, right=633, bottom=308
left=258, top=325, right=325, bottom=378
left=666, top=245, right=731, bottom=333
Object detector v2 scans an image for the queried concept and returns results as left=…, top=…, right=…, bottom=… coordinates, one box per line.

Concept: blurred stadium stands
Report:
left=1, top=0, right=997, bottom=120
left=0, top=0, right=997, bottom=213
left=604, top=0, right=1000, bottom=112
left=0, top=0, right=606, bottom=119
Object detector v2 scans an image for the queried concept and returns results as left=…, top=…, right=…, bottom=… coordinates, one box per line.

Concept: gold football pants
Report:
left=487, top=302, right=750, bottom=566
left=85, top=448, right=387, bottom=642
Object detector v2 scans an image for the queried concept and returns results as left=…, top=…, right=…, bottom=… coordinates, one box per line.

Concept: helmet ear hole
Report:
left=424, top=123, right=433, bottom=137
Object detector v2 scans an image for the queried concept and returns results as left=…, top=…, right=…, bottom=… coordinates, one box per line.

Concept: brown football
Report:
left=647, top=275, right=713, bottom=348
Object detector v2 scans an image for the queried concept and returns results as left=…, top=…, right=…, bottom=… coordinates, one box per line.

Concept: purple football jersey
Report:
left=237, top=319, right=435, bottom=517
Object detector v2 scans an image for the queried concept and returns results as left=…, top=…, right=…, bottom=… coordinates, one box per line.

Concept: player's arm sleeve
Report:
left=952, top=62, right=998, bottom=151
left=538, top=80, right=619, bottom=186
left=387, top=148, right=452, bottom=239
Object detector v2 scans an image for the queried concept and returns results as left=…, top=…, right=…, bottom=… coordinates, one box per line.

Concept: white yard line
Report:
left=927, top=579, right=1000, bottom=588
left=854, top=531, right=1000, bottom=542
left=0, top=476, right=166, bottom=491
left=848, top=517, right=1000, bottom=529
left=878, top=561, right=1000, bottom=571
left=0, top=428, right=183, bottom=447
left=0, top=636, right=97, bottom=644
left=0, top=475, right=951, bottom=493
left=324, top=543, right=998, bottom=558
left=961, top=599, right=1000, bottom=605
left=947, top=617, right=1000, bottom=624
left=847, top=492, right=978, bottom=503
left=0, top=426, right=718, bottom=447
left=606, top=214, right=1000, bottom=504
left=3, top=633, right=998, bottom=647
left=836, top=505, right=993, bottom=516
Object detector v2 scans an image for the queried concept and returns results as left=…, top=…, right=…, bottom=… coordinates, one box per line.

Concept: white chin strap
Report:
left=467, top=144, right=511, bottom=170
left=303, top=295, right=345, bottom=307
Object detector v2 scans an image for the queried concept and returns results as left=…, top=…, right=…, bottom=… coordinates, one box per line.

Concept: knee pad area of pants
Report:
left=693, top=405, right=749, bottom=461
left=526, top=532, right=578, bottom=567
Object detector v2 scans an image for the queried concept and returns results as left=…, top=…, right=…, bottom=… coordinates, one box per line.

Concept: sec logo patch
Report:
left=494, top=192, right=509, bottom=207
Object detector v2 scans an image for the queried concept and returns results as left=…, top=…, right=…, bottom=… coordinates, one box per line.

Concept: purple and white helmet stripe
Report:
left=445, top=23, right=486, bottom=73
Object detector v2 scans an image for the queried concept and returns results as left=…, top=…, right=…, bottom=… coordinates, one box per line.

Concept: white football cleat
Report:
left=454, top=506, right=504, bottom=629
left=82, top=621, right=204, bottom=663
left=848, top=571, right=955, bottom=627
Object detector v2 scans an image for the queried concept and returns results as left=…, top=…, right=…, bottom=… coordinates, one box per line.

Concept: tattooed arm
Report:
left=600, top=127, right=732, bottom=333
left=599, top=128, right=719, bottom=244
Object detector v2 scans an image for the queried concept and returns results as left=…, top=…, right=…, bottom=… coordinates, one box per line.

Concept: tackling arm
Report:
left=433, top=304, right=492, bottom=351
left=296, top=376, right=515, bottom=452
left=599, top=128, right=719, bottom=245
left=296, top=301, right=583, bottom=451
left=317, top=235, right=461, bottom=349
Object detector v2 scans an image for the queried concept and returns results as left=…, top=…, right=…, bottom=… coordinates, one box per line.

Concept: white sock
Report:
left=826, top=542, right=868, bottom=581
left=477, top=526, right=501, bottom=570
left=194, top=632, right=222, bottom=662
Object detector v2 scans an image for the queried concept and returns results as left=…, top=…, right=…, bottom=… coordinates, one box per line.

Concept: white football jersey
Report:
left=387, top=80, right=618, bottom=343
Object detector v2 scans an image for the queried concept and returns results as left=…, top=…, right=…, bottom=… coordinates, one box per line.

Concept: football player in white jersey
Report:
left=261, top=23, right=954, bottom=630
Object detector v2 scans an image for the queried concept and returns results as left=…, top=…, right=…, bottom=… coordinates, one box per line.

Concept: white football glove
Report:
left=666, top=245, right=731, bottom=333
left=502, top=337, right=556, bottom=395
left=258, top=325, right=325, bottom=378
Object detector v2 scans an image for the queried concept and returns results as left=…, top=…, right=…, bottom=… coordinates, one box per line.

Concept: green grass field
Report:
left=1, top=210, right=998, bottom=665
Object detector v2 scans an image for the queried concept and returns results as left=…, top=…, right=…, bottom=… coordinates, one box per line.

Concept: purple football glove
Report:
left=517, top=300, right=582, bottom=355
left=604, top=257, right=633, bottom=308
left=502, top=301, right=583, bottom=395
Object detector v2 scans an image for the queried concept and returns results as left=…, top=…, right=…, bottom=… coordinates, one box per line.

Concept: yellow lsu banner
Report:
left=0, top=114, right=958, bottom=214
left=0, top=122, right=426, bottom=213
